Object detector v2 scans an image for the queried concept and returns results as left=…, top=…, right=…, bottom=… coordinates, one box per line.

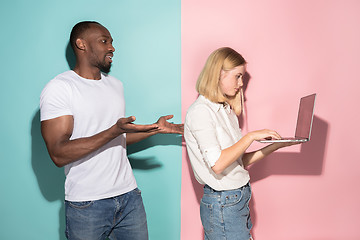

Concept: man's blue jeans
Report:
left=65, top=188, right=148, bottom=240
left=200, top=183, right=253, bottom=240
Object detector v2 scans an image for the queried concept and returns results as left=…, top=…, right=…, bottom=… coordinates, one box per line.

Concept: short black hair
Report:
left=69, top=21, right=101, bottom=51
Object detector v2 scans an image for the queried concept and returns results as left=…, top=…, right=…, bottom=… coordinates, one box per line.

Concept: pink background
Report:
left=181, top=1, right=360, bottom=239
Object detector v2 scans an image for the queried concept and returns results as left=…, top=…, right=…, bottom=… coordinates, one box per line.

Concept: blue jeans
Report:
left=200, top=183, right=253, bottom=240
left=65, top=188, right=148, bottom=240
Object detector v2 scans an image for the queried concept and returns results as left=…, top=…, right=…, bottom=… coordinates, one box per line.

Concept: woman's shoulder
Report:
left=186, top=96, right=220, bottom=122
left=187, top=96, right=211, bottom=112
left=190, top=95, right=221, bottom=112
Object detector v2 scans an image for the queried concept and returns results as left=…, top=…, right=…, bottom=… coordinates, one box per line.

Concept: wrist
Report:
left=111, top=124, right=124, bottom=137
left=271, top=143, right=282, bottom=151
left=245, top=132, right=255, bottom=142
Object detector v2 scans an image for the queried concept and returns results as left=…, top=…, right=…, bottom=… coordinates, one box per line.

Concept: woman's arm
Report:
left=242, top=143, right=280, bottom=167
left=242, top=141, right=300, bottom=167
left=211, top=129, right=283, bottom=174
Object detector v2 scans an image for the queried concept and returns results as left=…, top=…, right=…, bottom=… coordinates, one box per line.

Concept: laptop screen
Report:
left=294, top=94, right=316, bottom=139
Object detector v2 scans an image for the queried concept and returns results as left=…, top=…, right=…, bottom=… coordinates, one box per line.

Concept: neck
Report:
left=73, top=62, right=102, bottom=80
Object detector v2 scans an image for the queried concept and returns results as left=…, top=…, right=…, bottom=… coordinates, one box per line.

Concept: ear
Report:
left=75, top=38, right=86, bottom=51
left=220, top=69, right=227, bottom=80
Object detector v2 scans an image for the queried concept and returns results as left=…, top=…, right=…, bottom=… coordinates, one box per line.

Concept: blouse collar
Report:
left=199, top=95, right=232, bottom=114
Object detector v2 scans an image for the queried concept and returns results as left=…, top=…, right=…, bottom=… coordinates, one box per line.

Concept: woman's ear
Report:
left=220, top=69, right=227, bottom=80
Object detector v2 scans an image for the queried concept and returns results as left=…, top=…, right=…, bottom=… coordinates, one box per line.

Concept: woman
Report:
left=184, top=47, right=297, bottom=240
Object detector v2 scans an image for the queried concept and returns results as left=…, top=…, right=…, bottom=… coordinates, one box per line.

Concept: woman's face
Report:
left=219, top=65, right=246, bottom=97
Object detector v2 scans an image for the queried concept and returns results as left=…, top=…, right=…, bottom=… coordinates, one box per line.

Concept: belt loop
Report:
left=204, top=184, right=216, bottom=193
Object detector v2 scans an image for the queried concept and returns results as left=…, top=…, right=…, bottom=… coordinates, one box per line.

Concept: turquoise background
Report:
left=0, top=0, right=181, bottom=239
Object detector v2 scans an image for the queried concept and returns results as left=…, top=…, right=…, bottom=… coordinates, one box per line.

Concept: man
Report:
left=40, top=21, right=183, bottom=240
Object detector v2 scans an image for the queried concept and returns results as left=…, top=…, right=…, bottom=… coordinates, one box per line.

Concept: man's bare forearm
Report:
left=43, top=124, right=121, bottom=167
left=126, top=131, right=159, bottom=146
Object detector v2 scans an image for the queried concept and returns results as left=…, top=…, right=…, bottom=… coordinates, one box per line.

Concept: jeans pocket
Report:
left=67, top=200, right=94, bottom=209
left=223, top=190, right=243, bottom=207
left=200, top=198, right=214, bottom=233
left=134, top=188, right=142, bottom=195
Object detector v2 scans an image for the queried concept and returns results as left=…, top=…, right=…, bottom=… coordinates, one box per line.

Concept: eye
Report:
left=101, top=39, right=107, bottom=43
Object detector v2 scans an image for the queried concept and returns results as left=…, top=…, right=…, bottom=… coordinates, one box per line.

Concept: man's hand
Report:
left=116, top=116, right=159, bottom=134
left=155, top=115, right=184, bottom=135
left=125, top=115, right=183, bottom=145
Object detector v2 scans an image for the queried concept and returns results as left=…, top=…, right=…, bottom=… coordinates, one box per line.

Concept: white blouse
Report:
left=184, top=95, right=250, bottom=191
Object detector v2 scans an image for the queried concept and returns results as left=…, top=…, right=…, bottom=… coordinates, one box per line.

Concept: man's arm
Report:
left=41, top=115, right=158, bottom=167
left=126, top=115, right=184, bottom=145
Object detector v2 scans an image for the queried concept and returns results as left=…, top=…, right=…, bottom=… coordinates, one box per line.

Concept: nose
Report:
left=109, top=44, right=115, bottom=52
left=238, top=76, right=243, bottom=87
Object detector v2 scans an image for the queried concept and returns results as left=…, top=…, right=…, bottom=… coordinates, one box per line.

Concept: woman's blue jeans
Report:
left=200, top=183, right=253, bottom=240
left=65, top=188, right=148, bottom=240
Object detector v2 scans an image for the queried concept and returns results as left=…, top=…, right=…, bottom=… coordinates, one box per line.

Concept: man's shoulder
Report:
left=44, top=70, right=75, bottom=87
left=41, top=71, right=74, bottom=95
left=52, top=70, right=76, bottom=82
left=102, top=73, right=122, bottom=82
left=101, top=73, right=124, bottom=88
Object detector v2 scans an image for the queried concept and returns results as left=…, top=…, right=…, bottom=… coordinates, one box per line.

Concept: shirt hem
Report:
left=64, top=183, right=138, bottom=202
left=202, top=176, right=250, bottom=192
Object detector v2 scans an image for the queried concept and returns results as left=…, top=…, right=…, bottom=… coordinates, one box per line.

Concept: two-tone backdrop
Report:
left=1, top=0, right=360, bottom=239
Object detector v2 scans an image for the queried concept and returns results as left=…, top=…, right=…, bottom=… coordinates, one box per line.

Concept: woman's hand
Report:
left=271, top=141, right=302, bottom=149
left=247, top=129, right=282, bottom=141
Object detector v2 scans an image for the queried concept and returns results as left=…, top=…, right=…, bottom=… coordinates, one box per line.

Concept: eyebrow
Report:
left=99, top=35, right=113, bottom=41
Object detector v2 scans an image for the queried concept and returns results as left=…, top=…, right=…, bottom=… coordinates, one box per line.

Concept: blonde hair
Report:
left=196, top=47, right=247, bottom=115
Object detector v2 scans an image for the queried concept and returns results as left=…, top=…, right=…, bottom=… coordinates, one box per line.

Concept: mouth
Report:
left=106, top=54, right=113, bottom=63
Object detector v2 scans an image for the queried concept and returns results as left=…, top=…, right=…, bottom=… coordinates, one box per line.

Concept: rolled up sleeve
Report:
left=187, top=105, right=221, bottom=168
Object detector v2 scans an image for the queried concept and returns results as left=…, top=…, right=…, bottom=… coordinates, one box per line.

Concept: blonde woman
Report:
left=184, top=47, right=297, bottom=240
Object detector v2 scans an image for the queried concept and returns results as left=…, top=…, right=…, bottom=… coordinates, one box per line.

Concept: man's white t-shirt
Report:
left=40, top=70, right=137, bottom=202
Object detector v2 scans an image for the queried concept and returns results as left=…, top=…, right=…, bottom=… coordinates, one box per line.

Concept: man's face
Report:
left=83, top=24, right=115, bottom=73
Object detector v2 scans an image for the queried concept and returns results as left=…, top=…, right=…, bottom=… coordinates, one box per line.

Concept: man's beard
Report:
left=99, top=61, right=111, bottom=73
left=91, top=53, right=112, bottom=73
